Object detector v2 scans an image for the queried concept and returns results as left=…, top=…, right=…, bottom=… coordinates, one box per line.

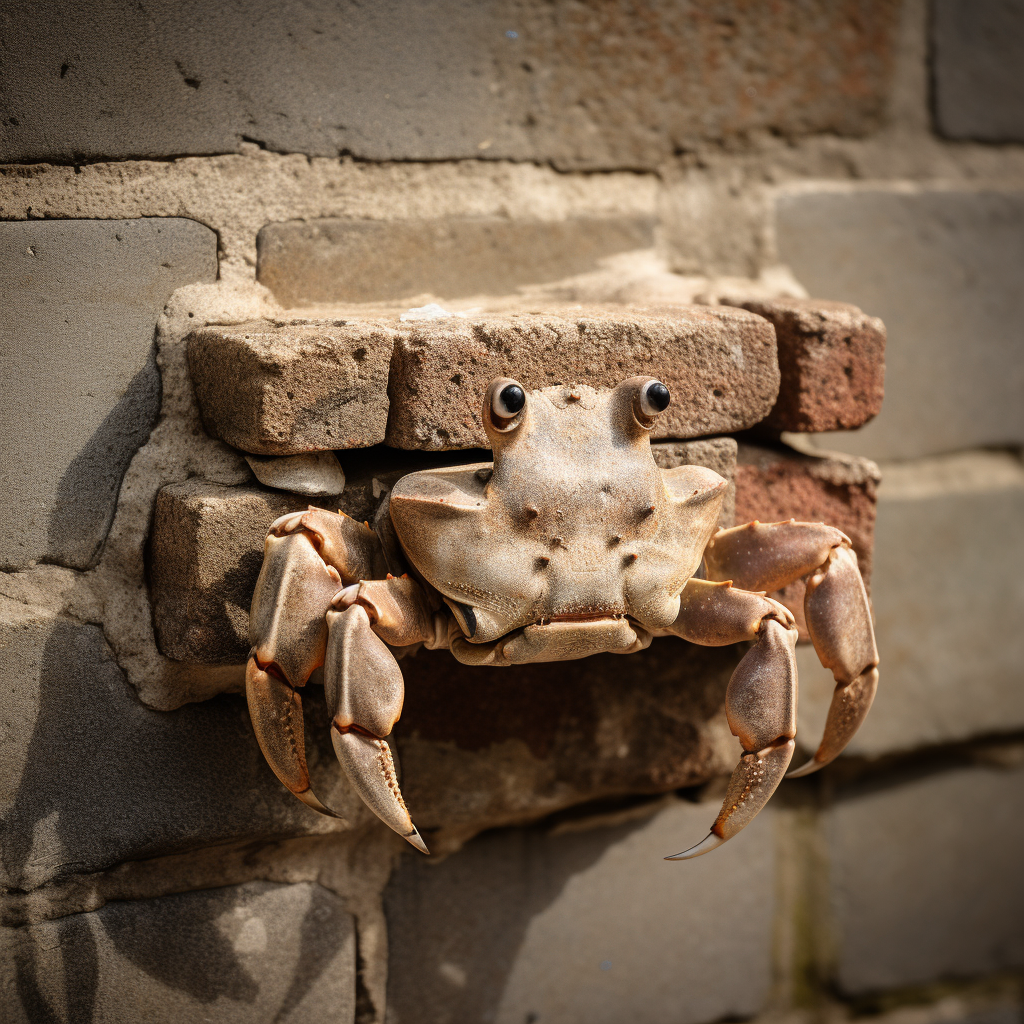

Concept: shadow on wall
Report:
left=45, top=355, right=161, bottom=570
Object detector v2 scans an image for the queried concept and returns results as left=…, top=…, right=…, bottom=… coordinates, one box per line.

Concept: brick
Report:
left=736, top=298, right=886, bottom=432
left=386, top=306, right=779, bottom=450
left=797, top=451, right=1024, bottom=757
left=0, top=218, right=216, bottom=571
left=733, top=441, right=879, bottom=639
left=826, top=762, right=1024, bottom=993
left=187, top=319, right=394, bottom=455
left=257, top=216, right=655, bottom=306
left=385, top=799, right=775, bottom=1024
left=775, top=188, right=1024, bottom=460
left=932, top=0, right=1024, bottom=142
left=0, top=605, right=356, bottom=890
left=0, top=882, right=355, bottom=1023
left=0, top=1, right=898, bottom=168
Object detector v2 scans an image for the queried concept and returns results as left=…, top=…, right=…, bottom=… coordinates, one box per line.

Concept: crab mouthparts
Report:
left=541, top=611, right=627, bottom=624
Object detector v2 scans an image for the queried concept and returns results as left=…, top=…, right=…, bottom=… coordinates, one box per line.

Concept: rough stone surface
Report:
left=826, top=762, right=1024, bottom=993
left=395, top=640, right=741, bottom=855
left=385, top=799, right=775, bottom=1024
left=736, top=298, right=886, bottom=432
left=258, top=216, right=655, bottom=306
left=0, top=218, right=217, bottom=571
left=386, top=306, right=779, bottom=449
left=0, top=881, right=355, bottom=1024
left=797, top=451, right=1024, bottom=757
left=932, top=0, right=1024, bottom=142
left=775, top=187, right=1024, bottom=460
left=0, top=1, right=899, bottom=168
left=733, top=441, right=879, bottom=639
left=187, top=320, right=394, bottom=455
left=0, top=603, right=359, bottom=891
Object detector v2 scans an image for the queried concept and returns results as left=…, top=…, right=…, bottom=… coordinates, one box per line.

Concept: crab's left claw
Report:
left=325, top=590, right=430, bottom=854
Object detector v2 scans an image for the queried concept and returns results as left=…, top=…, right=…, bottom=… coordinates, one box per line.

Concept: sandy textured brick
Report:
left=733, top=441, right=878, bottom=639
left=826, top=762, right=1024, bottom=994
left=0, top=1, right=897, bottom=167
left=258, top=216, right=655, bottom=306
left=187, top=319, right=394, bottom=455
left=386, top=799, right=775, bottom=1024
left=386, top=306, right=779, bottom=449
left=736, top=298, right=886, bottom=432
left=2, top=882, right=355, bottom=1023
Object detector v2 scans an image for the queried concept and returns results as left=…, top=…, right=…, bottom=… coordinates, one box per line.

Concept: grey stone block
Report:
left=826, top=762, right=1024, bottom=993
left=932, top=0, right=1024, bottom=142
left=258, top=216, right=655, bottom=306
left=776, top=188, right=1024, bottom=460
left=0, top=218, right=217, bottom=571
left=0, top=1, right=898, bottom=168
left=797, top=451, right=1024, bottom=756
left=385, top=799, right=775, bottom=1024
left=0, top=881, right=355, bottom=1024
left=0, top=604, right=356, bottom=891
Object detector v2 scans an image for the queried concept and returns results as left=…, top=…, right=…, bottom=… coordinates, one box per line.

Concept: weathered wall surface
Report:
left=1, top=1, right=1022, bottom=1022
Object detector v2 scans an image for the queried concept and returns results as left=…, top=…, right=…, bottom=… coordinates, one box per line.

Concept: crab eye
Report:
left=639, top=380, right=671, bottom=417
left=493, top=383, right=526, bottom=421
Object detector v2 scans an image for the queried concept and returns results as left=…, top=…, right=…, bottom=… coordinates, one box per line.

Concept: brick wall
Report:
left=2, top=2, right=1023, bottom=1023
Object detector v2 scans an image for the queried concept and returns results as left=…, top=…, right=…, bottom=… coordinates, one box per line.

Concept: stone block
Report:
left=187, top=320, right=394, bottom=456
left=797, top=451, right=1024, bottom=757
left=385, top=798, right=775, bottom=1024
left=386, top=306, right=779, bottom=449
left=0, top=603, right=358, bottom=891
left=0, top=882, right=355, bottom=1023
left=932, top=0, right=1024, bottom=142
left=736, top=298, right=886, bottom=432
left=775, top=188, right=1024, bottom=460
left=0, top=1, right=898, bottom=167
left=734, top=441, right=879, bottom=638
left=0, top=218, right=217, bottom=571
left=826, top=762, right=1024, bottom=993
left=257, top=216, right=655, bottom=306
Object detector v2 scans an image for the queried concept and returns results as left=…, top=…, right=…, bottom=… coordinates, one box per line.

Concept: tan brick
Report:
left=736, top=298, right=886, bottom=433
left=734, top=441, right=879, bottom=638
left=386, top=306, right=779, bottom=450
left=257, top=216, right=654, bottom=306
left=186, top=319, right=394, bottom=455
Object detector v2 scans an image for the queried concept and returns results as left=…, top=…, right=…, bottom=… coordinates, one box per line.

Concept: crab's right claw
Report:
left=325, top=601, right=428, bottom=854
left=666, top=617, right=797, bottom=860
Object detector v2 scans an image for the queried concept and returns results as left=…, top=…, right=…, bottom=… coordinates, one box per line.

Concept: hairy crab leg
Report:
left=247, top=508, right=387, bottom=817
left=702, top=519, right=879, bottom=778
left=326, top=577, right=446, bottom=853
left=663, top=581, right=798, bottom=859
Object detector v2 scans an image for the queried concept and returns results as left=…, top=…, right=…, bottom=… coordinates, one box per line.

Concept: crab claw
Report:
left=325, top=601, right=428, bottom=853
left=788, top=544, right=879, bottom=778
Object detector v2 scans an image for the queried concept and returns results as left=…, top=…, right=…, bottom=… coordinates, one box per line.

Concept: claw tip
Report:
left=664, top=833, right=725, bottom=861
left=406, top=829, right=430, bottom=855
left=786, top=759, right=821, bottom=779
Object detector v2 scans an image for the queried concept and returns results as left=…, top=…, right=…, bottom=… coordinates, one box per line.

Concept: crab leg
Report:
left=326, top=577, right=444, bottom=853
left=246, top=508, right=386, bottom=817
left=664, top=580, right=798, bottom=859
left=703, top=520, right=879, bottom=777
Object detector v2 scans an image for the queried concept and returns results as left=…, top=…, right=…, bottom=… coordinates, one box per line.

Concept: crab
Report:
left=246, top=377, right=879, bottom=859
